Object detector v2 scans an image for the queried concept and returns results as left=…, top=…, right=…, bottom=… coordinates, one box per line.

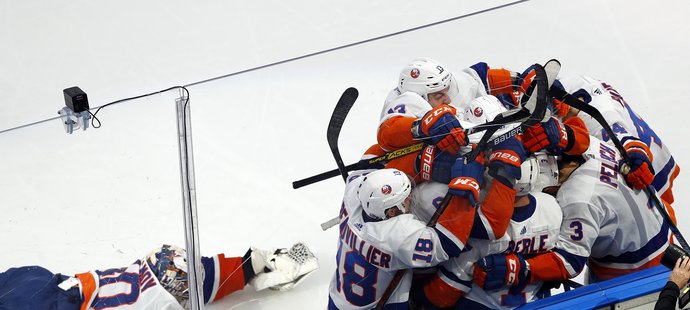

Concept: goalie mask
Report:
left=398, top=57, right=457, bottom=101
left=146, top=244, right=191, bottom=305
left=514, top=152, right=559, bottom=196
left=357, top=169, right=413, bottom=221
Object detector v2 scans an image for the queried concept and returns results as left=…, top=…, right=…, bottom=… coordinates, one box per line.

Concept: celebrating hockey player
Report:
left=328, top=163, right=488, bottom=309
left=554, top=75, right=680, bottom=207
left=412, top=153, right=563, bottom=309
left=0, top=242, right=318, bottom=309
left=377, top=57, right=518, bottom=155
left=473, top=137, right=672, bottom=291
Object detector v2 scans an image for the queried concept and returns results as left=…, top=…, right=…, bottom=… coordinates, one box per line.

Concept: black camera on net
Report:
left=661, top=244, right=690, bottom=308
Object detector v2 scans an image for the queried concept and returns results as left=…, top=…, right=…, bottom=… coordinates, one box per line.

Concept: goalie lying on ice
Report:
left=0, top=242, right=318, bottom=309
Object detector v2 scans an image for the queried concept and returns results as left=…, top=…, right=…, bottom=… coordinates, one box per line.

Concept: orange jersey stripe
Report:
left=377, top=116, right=417, bottom=151
left=75, top=272, right=97, bottom=310
left=588, top=251, right=664, bottom=281
left=213, top=254, right=247, bottom=301
left=660, top=165, right=680, bottom=205
left=438, top=197, right=477, bottom=246
left=563, top=116, right=590, bottom=156
left=487, top=68, right=515, bottom=96
left=479, top=181, right=516, bottom=239
left=423, top=275, right=465, bottom=308
left=526, top=251, right=572, bottom=283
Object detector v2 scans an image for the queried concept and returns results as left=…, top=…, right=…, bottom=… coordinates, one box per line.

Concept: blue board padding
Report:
left=517, top=266, right=671, bottom=309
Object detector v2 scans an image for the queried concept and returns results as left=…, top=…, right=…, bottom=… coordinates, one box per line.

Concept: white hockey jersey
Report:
left=327, top=172, right=468, bottom=309
left=553, top=138, right=671, bottom=281
left=560, top=75, right=680, bottom=204
left=76, top=258, right=183, bottom=310
left=438, top=193, right=562, bottom=309
left=379, top=69, right=488, bottom=126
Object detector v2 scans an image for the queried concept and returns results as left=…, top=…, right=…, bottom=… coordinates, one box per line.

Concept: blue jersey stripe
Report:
left=652, top=156, right=676, bottom=191
left=593, top=222, right=669, bottom=264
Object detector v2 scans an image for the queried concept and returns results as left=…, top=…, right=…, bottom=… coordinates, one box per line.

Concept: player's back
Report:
left=78, top=259, right=183, bottom=310
left=562, top=75, right=679, bottom=204
left=556, top=139, right=670, bottom=280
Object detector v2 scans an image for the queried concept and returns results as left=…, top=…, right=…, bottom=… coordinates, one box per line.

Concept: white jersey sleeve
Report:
left=379, top=89, right=432, bottom=124
left=554, top=138, right=671, bottom=281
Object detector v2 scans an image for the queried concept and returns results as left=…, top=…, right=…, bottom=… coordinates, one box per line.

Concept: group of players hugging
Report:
left=0, top=57, right=681, bottom=310
left=327, top=58, right=681, bottom=309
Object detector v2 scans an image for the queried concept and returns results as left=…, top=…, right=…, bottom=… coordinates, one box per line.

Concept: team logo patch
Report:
left=410, top=68, right=420, bottom=79
left=381, top=185, right=392, bottom=195
left=473, top=107, right=483, bottom=118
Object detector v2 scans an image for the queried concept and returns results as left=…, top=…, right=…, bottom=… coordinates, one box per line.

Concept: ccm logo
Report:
left=490, top=151, right=520, bottom=164
left=451, top=177, right=479, bottom=191
left=559, top=126, right=568, bottom=142
left=507, top=259, right=518, bottom=285
left=420, top=146, right=435, bottom=181
left=423, top=106, right=454, bottom=126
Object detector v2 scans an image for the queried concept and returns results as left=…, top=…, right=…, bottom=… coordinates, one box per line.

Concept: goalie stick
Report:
left=375, top=63, right=554, bottom=309
left=547, top=63, right=690, bottom=252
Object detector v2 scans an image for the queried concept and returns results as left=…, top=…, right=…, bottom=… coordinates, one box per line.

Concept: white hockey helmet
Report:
left=461, top=95, right=508, bottom=124
left=398, top=58, right=454, bottom=101
left=357, top=169, right=413, bottom=220
left=515, top=152, right=559, bottom=196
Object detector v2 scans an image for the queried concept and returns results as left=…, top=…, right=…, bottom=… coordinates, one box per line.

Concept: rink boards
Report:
left=519, top=265, right=671, bottom=310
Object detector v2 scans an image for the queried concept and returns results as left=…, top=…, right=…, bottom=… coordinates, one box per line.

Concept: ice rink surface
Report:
left=1, top=0, right=689, bottom=308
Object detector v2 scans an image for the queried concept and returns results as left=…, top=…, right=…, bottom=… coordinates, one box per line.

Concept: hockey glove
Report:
left=550, top=80, right=572, bottom=118
left=251, top=242, right=319, bottom=291
left=414, top=104, right=468, bottom=155
left=417, top=145, right=459, bottom=183
left=473, top=253, right=530, bottom=291
left=521, top=117, right=569, bottom=153
left=620, top=136, right=655, bottom=189
left=488, top=137, right=527, bottom=187
left=447, top=153, right=485, bottom=207
left=509, top=64, right=539, bottom=107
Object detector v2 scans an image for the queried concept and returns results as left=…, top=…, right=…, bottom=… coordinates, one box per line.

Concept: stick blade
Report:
left=327, top=87, right=359, bottom=149
left=326, top=87, right=358, bottom=182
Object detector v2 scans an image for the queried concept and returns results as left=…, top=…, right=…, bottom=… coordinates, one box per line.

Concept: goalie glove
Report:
left=413, top=104, right=468, bottom=154
left=473, top=253, right=530, bottom=291
left=620, top=136, right=655, bottom=189
left=250, top=242, right=319, bottom=291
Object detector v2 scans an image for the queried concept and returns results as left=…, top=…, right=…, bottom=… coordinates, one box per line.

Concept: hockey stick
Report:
left=549, top=79, right=690, bottom=252
left=375, top=63, right=552, bottom=309
left=294, top=108, right=533, bottom=189
left=316, top=88, right=359, bottom=231
left=318, top=111, right=535, bottom=231
left=327, top=87, right=359, bottom=182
